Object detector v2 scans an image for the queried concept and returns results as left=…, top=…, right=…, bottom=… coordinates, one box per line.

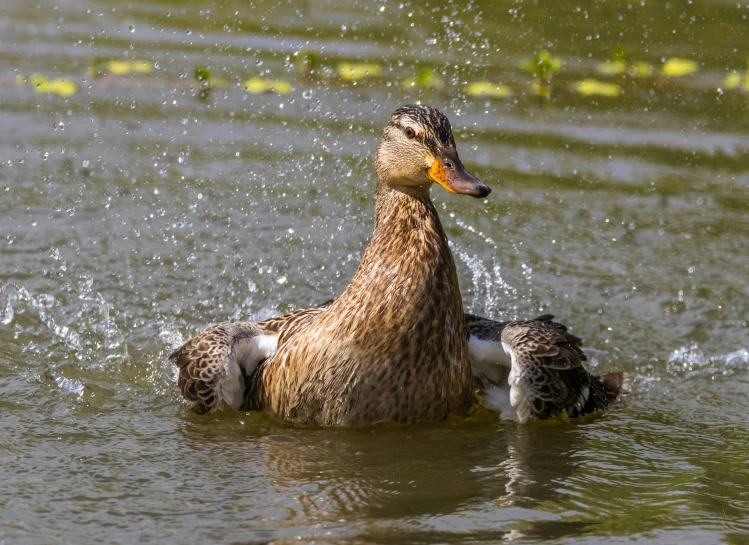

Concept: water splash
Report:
left=668, top=344, right=749, bottom=376
left=54, top=375, right=85, bottom=398
left=3, top=278, right=130, bottom=367
left=1, top=285, right=14, bottom=325
left=158, top=323, right=185, bottom=351
left=452, top=247, right=519, bottom=319
left=95, top=292, right=124, bottom=350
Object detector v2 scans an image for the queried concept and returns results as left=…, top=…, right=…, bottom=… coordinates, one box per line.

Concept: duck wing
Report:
left=171, top=301, right=627, bottom=420
left=466, top=314, right=627, bottom=422
left=170, top=303, right=331, bottom=414
left=258, top=303, right=330, bottom=343
left=500, top=316, right=590, bottom=423
left=465, top=313, right=512, bottom=384
left=169, top=322, right=277, bottom=414
left=500, top=316, right=627, bottom=422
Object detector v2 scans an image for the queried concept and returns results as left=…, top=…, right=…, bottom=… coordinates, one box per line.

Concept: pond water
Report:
left=2, top=0, right=748, bottom=542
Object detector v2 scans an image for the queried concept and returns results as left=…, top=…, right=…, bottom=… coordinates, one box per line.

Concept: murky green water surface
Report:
left=2, top=0, right=749, bottom=542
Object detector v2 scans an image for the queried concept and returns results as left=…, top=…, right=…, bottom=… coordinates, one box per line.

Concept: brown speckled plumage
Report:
left=466, top=313, right=627, bottom=422
left=173, top=105, right=483, bottom=426
left=501, top=316, right=624, bottom=421
left=170, top=104, right=627, bottom=425
left=257, top=306, right=326, bottom=337
left=248, top=188, right=474, bottom=426
left=170, top=322, right=265, bottom=414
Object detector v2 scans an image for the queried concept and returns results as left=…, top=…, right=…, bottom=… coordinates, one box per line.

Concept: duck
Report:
left=169, top=104, right=627, bottom=426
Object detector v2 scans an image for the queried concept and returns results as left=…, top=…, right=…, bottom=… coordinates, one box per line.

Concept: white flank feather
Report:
left=218, top=334, right=279, bottom=411
left=219, top=358, right=245, bottom=410
left=503, top=341, right=532, bottom=424
left=233, top=334, right=279, bottom=376
left=482, top=383, right=518, bottom=421
left=468, top=335, right=512, bottom=382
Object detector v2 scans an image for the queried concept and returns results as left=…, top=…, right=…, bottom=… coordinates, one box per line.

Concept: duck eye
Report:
left=404, top=127, right=416, bottom=139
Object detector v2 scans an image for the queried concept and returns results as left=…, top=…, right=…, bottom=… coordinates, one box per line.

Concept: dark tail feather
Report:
left=597, top=372, right=630, bottom=400
left=575, top=372, right=629, bottom=416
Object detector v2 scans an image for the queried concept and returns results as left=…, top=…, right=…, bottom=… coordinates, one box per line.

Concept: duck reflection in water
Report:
left=235, top=419, right=593, bottom=542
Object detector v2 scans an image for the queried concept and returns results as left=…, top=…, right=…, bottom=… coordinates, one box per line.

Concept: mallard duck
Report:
left=170, top=104, right=627, bottom=425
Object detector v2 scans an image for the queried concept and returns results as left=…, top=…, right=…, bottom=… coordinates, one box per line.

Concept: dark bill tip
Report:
left=427, top=153, right=491, bottom=199
left=474, top=183, right=491, bottom=199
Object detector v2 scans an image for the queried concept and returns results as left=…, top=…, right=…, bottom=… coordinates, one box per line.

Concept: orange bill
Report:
left=426, top=152, right=491, bottom=199
left=427, top=157, right=452, bottom=192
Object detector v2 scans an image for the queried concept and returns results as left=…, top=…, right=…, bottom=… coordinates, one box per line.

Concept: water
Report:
left=2, top=0, right=749, bottom=542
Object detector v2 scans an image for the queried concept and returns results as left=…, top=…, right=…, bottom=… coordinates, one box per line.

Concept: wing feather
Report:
left=169, top=322, right=268, bottom=414
left=500, top=316, right=610, bottom=422
left=175, top=302, right=627, bottom=422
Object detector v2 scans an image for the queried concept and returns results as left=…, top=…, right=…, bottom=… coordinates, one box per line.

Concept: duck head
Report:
left=374, top=104, right=490, bottom=199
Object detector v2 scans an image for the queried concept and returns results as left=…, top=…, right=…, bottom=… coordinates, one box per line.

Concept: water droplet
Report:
left=302, top=89, right=314, bottom=99
left=186, top=28, right=192, bottom=35
left=1, top=297, right=13, bottom=325
left=129, top=24, right=135, bottom=33
left=55, top=376, right=85, bottom=397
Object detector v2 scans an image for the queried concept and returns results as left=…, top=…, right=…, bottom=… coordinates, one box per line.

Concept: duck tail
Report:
left=596, top=372, right=630, bottom=401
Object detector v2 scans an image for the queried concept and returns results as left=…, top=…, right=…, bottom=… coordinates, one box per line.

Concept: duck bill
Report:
left=427, top=152, right=491, bottom=199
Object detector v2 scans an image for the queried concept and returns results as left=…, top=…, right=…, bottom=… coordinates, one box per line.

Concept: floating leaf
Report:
left=129, top=60, right=152, bottom=74
left=208, top=78, right=229, bottom=89
left=724, top=71, right=741, bottom=89
left=724, top=54, right=749, bottom=90
left=630, top=61, right=654, bottom=78
left=296, top=51, right=321, bottom=78
left=575, top=79, right=621, bottom=97
left=724, top=71, right=749, bottom=91
left=337, top=63, right=381, bottom=81
left=106, top=59, right=153, bottom=76
left=520, top=50, right=562, bottom=78
left=402, top=68, right=444, bottom=90
left=661, top=58, right=699, bottom=77
left=195, top=68, right=230, bottom=89
left=105, top=60, right=130, bottom=75
left=598, top=53, right=652, bottom=78
left=465, top=81, right=512, bottom=98
left=194, top=66, right=212, bottom=82
left=597, top=61, right=627, bottom=76
left=243, top=78, right=291, bottom=94
left=30, top=74, right=77, bottom=97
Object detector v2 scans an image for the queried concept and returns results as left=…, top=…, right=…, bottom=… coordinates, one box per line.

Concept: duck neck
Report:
left=337, top=180, right=463, bottom=332
left=373, top=179, right=433, bottom=229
